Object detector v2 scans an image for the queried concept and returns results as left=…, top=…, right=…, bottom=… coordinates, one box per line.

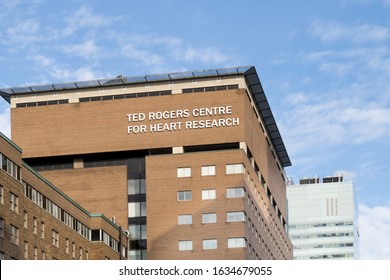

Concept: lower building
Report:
left=287, top=175, right=359, bottom=260
left=0, top=132, right=128, bottom=260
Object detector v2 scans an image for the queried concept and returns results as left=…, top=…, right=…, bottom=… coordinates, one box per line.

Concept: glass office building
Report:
left=287, top=176, right=359, bottom=259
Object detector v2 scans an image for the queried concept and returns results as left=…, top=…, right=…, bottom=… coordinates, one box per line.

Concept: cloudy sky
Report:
left=1, top=0, right=389, bottom=259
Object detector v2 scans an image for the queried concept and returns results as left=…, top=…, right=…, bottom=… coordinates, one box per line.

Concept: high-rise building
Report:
left=287, top=175, right=359, bottom=260
left=0, top=132, right=128, bottom=260
left=1, top=66, right=293, bottom=260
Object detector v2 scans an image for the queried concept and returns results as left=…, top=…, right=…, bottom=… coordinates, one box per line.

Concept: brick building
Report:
left=1, top=66, right=292, bottom=260
left=0, top=132, right=128, bottom=260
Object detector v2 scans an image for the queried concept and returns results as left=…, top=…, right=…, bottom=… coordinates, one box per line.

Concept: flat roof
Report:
left=0, top=66, right=291, bottom=167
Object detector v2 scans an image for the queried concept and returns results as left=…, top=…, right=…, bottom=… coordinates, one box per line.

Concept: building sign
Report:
left=126, top=105, right=239, bottom=134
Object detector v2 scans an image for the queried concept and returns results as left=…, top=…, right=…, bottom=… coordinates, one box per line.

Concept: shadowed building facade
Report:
left=1, top=66, right=292, bottom=260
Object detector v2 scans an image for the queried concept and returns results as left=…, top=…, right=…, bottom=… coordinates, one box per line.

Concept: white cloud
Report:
left=63, top=6, right=119, bottom=36
left=310, top=19, right=390, bottom=43
left=359, top=204, right=390, bottom=259
left=6, top=18, right=40, bottom=44
left=121, top=44, right=165, bottom=66
left=179, top=47, right=231, bottom=65
left=61, top=40, right=101, bottom=60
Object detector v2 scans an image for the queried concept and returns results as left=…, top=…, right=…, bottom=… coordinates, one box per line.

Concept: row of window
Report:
left=177, top=187, right=245, bottom=202
left=0, top=153, right=21, bottom=181
left=178, top=211, right=246, bottom=225
left=181, top=84, right=239, bottom=94
left=178, top=237, right=246, bottom=251
left=295, top=253, right=355, bottom=260
left=177, top=164, right=244, bottom=178
left=289, top=221, right=354, bottom=229
left=290, top=232, right=355, bottom=239
left=79, top=90, right=172, bottom=103
left=24, top=182, right=90, bottom=240
left=15, top=99, right=69, bottom=108
left=293, top=242, right=354, bottom=250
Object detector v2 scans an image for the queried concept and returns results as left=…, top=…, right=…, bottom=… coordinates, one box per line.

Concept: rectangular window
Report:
left=86, top=251, right=89, bottom=260
left=227, top=211, right=246, bottom=222
left=226, top=187, right=245, bottom=198
left=203, top=239, right=217, bottom=250
left=201, top=165, right=216, bottom=176
left=42, top=251, right=45, bottom=260
left=24, top=242, right=28, bottom=259
left=79, top=247, right=83, bottom=260
left=66, top=239, right=69, bottom=254
left=0, top=251, right=4, bottom=260
left=202, top=213, right=217, bottom=224
left=52, top=230, right=59, bottom=247
left=202, top=189, right=216, bottom=200
left=226, top=163, right=244, bottom=174
left=10, top=225, right=19, bottom=245
left=23, top=211, right=28, bottom=228
left=178, top=240, right=193, bottom=251
left=177, top=167, right=191, bottom=178
left=177, top=191, right=192, bottom=201
left=0, top=185, right=3, bottom=204
left=228, top=237, right=246, bottom=248
left=33, top=217, right=37, bottom=234
left=128, top=224, right=147, bottom=240
left=178, top=214, right=192, bottom=225
left=34, top=247, right=38, bottom=260
left=41, top=222, right=45, bottom=239
left=128, top=202, right=146, bottom=217
left=72, top=243, right=76, bottom=258
left=0, top=218, right=4, bottom=238
left=9, top=192, right=19, bottom=213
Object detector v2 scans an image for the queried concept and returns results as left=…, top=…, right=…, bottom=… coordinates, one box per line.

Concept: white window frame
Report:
left=178, top=240, right=193, bottom=251
left=178, top=214, right=192, bottom=225
left=0, top=185, right=3, bottom=204
left=226, top=187, right=245, bottom=198
left=202, top=212, right=217, bottom=224
left=203, top=239, right=217, bottom=250
left=226, top=163, right=244, bottom=174
left=201, top=165, right=216, bottom=176
left=227, top=211, right=246, bottom=222
left=10, top=192, right=19, bottom=213
left=177, top=191, right=192, bottom=201
left=228, top=237, right=246, bottom=248
left=202, top=189, right=216, bottom=200
left=177, top=167, right=191, bottom=178
left=10, top=225, right=19, bottom=245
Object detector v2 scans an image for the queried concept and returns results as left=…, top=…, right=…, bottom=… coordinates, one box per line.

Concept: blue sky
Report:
left=1, top=0, right=390, bottom=259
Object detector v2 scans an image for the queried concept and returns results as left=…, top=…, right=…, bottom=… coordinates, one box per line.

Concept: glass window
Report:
left=202, top=213, right=217, bottom=224
left=178, top=214, right=192, bottom=225
left=0, top=185, right=3, bottom=204
left=202, top=189, right=216, bottom=200
left=228, top=237, right=246, bottom=248
left=23, top=211, right=28, bottom=228
left=128, top=179, right=146, bottom=195
left=10, top=225, right=19, bottom=245
left=66, top=239, right=69, bottom=254
left=178, top=240, right=193, bottom=251
left=0, top=252, right=4, bottom=260
left=24, top=242, right=28, bottom=259
left=33, top=217, right=37, bottom=234
left=227, top=211, right=246, bottom=222
left=9, top=192, right=19, bottom=213
left=52, top=230, right=59, bottom=247
left=34, top=247, right=38, bottom=260
left=201, top=165, right=216, bottom=176
left=203, top=239, right=217, bottom=250
left=128, top=202, right=146, bottom=217
left=177, top=191, right=192, bottom=201
left=177, top=167, right=191, bottom=178
left=226, top=164, right=244, bottom=174
left=226, top=187, right=245, bottom=198
left=0, top=218, right=4, bottom=238
left=41, top=222, right=45, bottom=239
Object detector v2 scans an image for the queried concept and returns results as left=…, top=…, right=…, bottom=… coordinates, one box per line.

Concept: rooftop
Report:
left=0, top=66, right=291, bottom=167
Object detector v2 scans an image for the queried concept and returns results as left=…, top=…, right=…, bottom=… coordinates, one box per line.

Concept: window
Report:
left=66, top=238, right=69, bottom=254
left=10, top=225, right=19, bottom=245
left=177, top=167, right=191, bottom=178
left=0, top=218, right=4, bottom=238
left=42, top=251, right=45, bottom=260
left=86, top=251, right=89, bottom=260
left=201, top=165, right=216, bottom=176
left=41, top=222, right=45, bottom=239
left=72, top=243, right=76, bottom=258
left=178, top=214, right=192, bottom=225
left=52, top=230, right=59, bottom=247
left=203, top=239, right=217, bottom=250
left=226, top=163, right=244, bottom=174
left=202, top=213, right=217, bottom=224
left=227, top=211, right=246, bottom=222
left=177, top=191, right=192, bottom=201
left=128, top=224, right=147, bottom=240
left=228, top=237, right=246, bottom=248
left=33, top=217, right=37, bottom=234
left=9, top=192, right=19, bottom=213
left=79, top=247, right=83, bottom=260
left=24, top=242, right=28, bottom=259
left=23, top=211, right=28, bottom=228
left=0, top=185, right=3, bottom=204
left=128, top=202, right=146, bottom=217
left=226, top=187, right=245, bottom=198
left=0, top=252, right=4, bottom=260
left=178, top=240, right=193, bottom=251
left=202, top=189, right=216, bottom=200
left=34, top=247, right=38, bottom=260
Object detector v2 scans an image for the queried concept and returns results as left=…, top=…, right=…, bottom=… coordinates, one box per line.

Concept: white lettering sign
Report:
left=126, top=105, right=239, bottom=134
